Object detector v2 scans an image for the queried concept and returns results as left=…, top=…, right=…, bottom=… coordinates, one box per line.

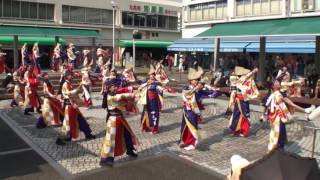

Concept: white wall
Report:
left=182, top=25, right=211, bottom=38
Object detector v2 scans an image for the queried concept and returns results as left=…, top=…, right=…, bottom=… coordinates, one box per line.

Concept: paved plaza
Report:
left=0, top=93, right=319, bottom=179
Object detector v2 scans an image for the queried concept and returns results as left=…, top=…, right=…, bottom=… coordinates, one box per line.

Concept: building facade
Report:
left=182, top=0, right=320, bottom=38
left=0, top=0, right=182, bottom=67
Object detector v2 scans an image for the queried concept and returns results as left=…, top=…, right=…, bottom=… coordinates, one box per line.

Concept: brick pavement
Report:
left=0, top=92, right=319, bottom=176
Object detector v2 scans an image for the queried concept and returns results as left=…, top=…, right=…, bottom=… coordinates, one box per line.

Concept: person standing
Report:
left=37, top=72, right=63, bottom=128
left=178, top=54, right=184, bottom=73
left=0, top=44, right=7, bottom=74
left=67, top=43, right=77, bottom=68
left=32, top=42, right=41, bottom=76
left=23, top=65, right=41, bottom=115
left=266, top=80, right=313, bottom=151
left=81, top=68, right=93, bottom=109
left=228, top=67, right=259, bottom=137
left=82, top=48, right=92, bottom=69
left=52, top=43, right=62, bottom=72
left=21, top=43, right=29, bottom=66
left=178, top=67, right=222, bottom=150
left=59, top=70, right=95, bottom=143
left=137, top=66, right=175, bottom=134
left=100, top=79, right=139, bottom=167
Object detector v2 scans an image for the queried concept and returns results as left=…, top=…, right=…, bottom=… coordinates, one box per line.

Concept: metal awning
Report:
left=119, top=40, right=173, bottom=48
left=0, top=36, right=65, bottom=45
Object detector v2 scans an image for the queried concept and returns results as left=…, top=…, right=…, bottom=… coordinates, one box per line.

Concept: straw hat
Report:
left=148, top=65, right=156, bottom=75
left=234, top=66, right=251, bottom=76
left=188, top=66, right=204, bottom=80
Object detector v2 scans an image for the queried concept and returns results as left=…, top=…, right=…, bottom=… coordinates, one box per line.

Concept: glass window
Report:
left=70, top=6, right=85, bottom=22
left=203, top=8, right=210, bottom=20
left=12, top=0, right=20, bottom=18
left=261, top=0, right=269, bottom=14
left=209, top=7, right=216, bottom=19
left=3, top=0, right=12, bottom=17
left=190, top=9, right=196, bottom=21
left=38, top=3, right=47, bottom=19
left=86, top=8, right=101, bottom=24
left=147, top=15, right=152, bottom=27
left=139, top=14, right=146, bottom=27
left=244, top=0, right=252, bottom=16
left=29, top=2, right=38, bottom=19
left=253, top=0, right=261, bottom=15
left=236, top=0, right=245, bottom=16
left=21, top=1, right=29, bottom=18
left=270, top=0, right=281, bottom=14
left=0, top=0, right=2, bottom=17
left=168, top=16, right=177, bottom=30
left=316, top=0, right=320, bottom=10
left=134, top=14, right=139, bottom=26
left=303, top=0, right=315, bottom=10
left=158, top=15, right=167, bottom=28
left=101, top=9, right=112, bottom=24
left=46, top=4, right=54, bottom=20
left=151, top=15, right=157, bottom=28
left=62, top=5, right=70, bottom=22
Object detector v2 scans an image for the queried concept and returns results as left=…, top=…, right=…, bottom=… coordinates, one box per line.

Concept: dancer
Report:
left=0, top=44, right=7, bottom=74
left=96, top=45, right=105, bottom=72
left=10, top=70, right=24, bottom=107
left=178, top=67, right=221, bottom=150
left=59, top=70, right=95, bottom=143
left=100, top=78, right=139, bottom=167
left=37, top=72, right=63, bottom=129
left=138, top=65, right=175, bottom=134
left=228, top=67, right=259, bottom=137
left=21, top=43, right=29, bottom=66
left=226, top=71, right=238, bottom=115
left=67, top=43, right=76, bottom=67
left=266, top=80, right=313, bottom=151
left=23, top=65, right=41, bottom=115
left=52, top=43, right=61, bottom=72
left=32, top=42, right=41, bottom=76
left=81, top=67, right=93, bottom=109
left=82, top=48, right=92, bottom=69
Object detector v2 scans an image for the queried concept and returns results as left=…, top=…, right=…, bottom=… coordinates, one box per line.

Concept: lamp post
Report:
left=110, top=0, right=116, bottom=69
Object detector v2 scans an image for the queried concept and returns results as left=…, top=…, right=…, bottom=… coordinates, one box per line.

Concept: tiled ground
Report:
left=0, top=93, right=319, bottom=176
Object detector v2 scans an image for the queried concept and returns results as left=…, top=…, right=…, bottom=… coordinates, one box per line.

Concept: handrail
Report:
left=304, top=126, right=320, bottom=157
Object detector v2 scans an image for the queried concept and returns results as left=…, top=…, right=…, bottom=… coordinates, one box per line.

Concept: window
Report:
left=293, top=0, right=320, bottom=12
left=236, top=0, right=281, bottom=17
left=158, top=15, right=167, bottom=28
left=62, top=5, right=112, bottom=25
left=168, top=16, right=178, bottom=29
left=70, top=6, right=85, bottom=22
left=62, top=6, right=70, bottom=22
left=86, top=8, right=101, bottom=24
left=189, top=1, right=226, bottom=21
left=0, top=0, right=53, bottom=20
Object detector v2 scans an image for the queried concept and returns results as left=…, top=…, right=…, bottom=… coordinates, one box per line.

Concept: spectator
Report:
left=178, top=54, right=184, bottom=73
left=166, top=54, right=173, bottom=72
left=183, top=55, right=189, bottom=71
left=227, top=155, right=250, bottom=180
left=315, top=80, right=320, bottom=98
left=309, top=69, right=319, bottom=97
left=295, top=57, right=305, bottom=76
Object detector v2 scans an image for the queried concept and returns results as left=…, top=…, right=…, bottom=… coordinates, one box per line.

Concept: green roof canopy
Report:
left=0, top=25, right=99, bottom=37
left=0, top=36, right=65, bottom=45
left=119, top=40, right=173, bottom=48
left=197, top=17, right=320, bottom=38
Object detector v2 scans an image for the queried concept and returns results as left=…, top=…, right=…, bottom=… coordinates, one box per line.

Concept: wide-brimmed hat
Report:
left=188, top=66, right=204, bottom=80
left=234, top=66, right=251, bottom=76
left=148, top=65, right=156, bottom=75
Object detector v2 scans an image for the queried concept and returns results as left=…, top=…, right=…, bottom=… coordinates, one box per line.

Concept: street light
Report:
left=110, top=0, right=117, bottom=69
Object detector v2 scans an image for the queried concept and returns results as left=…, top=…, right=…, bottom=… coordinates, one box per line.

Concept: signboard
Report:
left=129, top=4, right=178, bottom=16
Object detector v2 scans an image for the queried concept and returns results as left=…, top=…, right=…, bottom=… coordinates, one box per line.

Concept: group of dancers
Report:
left=4, top=42, right=319, bottom=167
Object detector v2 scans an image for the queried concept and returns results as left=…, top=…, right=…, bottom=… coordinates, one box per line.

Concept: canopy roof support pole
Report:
left=92, top=37, right=96, bottom=68
left=258, top=37, right=266, bottom=82
left=13, top=35, right=19, bottom=69
left=213, top=37, right=220, bottom=71
left=315, top=36, right=320, bottom=74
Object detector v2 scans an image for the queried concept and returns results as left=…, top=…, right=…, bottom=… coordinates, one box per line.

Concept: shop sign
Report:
left=129, top=4, right=177, bottom=16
